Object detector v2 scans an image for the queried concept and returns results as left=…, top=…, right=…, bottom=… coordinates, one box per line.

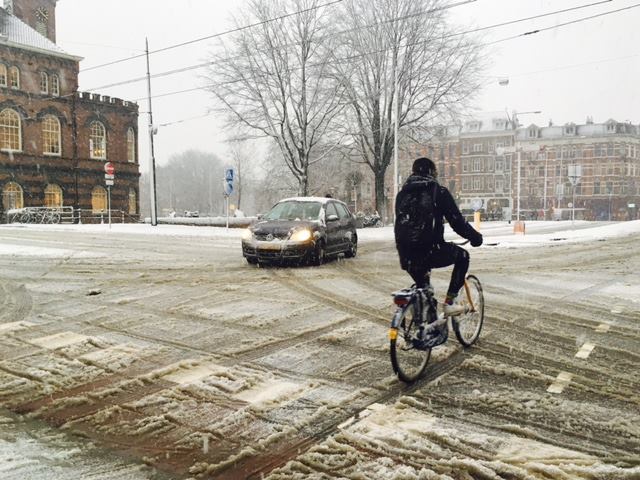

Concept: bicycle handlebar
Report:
left=454, top=240, right=470, bottom=246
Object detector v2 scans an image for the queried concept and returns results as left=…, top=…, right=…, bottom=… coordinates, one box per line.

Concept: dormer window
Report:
left=528, top=126, right=538, bottom=138
left=493, top=120, right=505, bottom=130
left=606, top=122, right=616, bottom=133
left=564, top=123, right=575, bottom=135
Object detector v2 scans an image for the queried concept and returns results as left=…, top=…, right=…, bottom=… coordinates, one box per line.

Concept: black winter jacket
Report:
left=397, top=174, right=482, bottom=247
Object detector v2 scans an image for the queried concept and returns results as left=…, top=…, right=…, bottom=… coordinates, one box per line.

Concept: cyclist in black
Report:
left=395, top=157, right=483, bottom=316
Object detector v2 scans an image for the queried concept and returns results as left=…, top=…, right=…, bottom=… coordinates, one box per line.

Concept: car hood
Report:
left=252, top=220, right=320, bottom=236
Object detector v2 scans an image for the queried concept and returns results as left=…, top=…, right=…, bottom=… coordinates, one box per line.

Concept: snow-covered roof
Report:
left=460, top=113, right=514, bottom=135
left=0, top=7, right=80, bottom=61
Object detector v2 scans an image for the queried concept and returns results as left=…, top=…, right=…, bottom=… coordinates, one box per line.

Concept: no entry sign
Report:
left=104, top=162, right=115, bottom=176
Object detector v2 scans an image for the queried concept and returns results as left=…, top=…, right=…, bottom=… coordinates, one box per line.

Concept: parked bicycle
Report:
left=10, top=207, right=61, bottom=224
left=389, top=243, right=484, bottom=382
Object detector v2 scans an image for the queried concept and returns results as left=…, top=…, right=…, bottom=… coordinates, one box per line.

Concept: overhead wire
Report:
left=78, top=0, right=346, bottom=73
left=487, top=1, right=640, bottom=45
left=82, top=0, right=480, bottom=93
left=127, top=0, right=628, bottom=112
left=82, top=0, right=614, bottom=95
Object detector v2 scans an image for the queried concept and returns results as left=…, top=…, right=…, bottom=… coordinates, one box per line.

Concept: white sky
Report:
left=54, top=0, right=640, bottom=173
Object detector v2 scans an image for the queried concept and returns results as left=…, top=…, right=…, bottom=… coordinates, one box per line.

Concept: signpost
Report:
left=471, top=198, right=483, bottom=231
left=223, top=168, right=235, bottom=229
left=104, top=162, right=115, bottom=228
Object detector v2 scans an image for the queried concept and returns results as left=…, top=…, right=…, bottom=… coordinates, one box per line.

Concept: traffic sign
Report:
left=471, top=198, right=483, bottom=211
left=105, top=179, right=114, bottom=186
left=105, top=174, right=114, bottom=180
left=104, top=162, right=115, bottom=176
left=223, top=178, right=233, bottom=196
left=225, top=168, right=234, bottom=182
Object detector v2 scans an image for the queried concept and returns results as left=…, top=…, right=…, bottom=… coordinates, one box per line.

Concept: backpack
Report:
left=394, top=180, right=438, bottom=264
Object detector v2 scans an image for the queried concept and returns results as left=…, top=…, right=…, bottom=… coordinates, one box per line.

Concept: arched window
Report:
left=0, top=64, right=7, bottom=87
left=128, top=188, right=137, bottom=214
left=127, top=127, right=135, bottom=163
left=2, top=182, right=24, bottom=210
left=44, top=184, right=63, bottom=207
left=89, top=121, right=106, bottom=159
left=42, top=115, right=61, bottom=155
left=51, top=74, right=60, bottom=96
left=0, top=108, right=22, bottom=152
left=9, top=66, right=19, bottom=89
left=40, top=72, right=48, bottom=94
left=91, top=186, right=107, bottom=212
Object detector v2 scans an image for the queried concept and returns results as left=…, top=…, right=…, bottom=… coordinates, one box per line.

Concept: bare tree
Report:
left=207, top=0, right=346, bottom=196
left=333, top=0, right=484, bottom=216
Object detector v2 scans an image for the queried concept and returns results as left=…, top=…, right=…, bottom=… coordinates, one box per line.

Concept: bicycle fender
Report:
left=389, top=306, right=407, bottom=340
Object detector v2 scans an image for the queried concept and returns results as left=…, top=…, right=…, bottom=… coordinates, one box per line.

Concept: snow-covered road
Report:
left=0, top=221, right=638, bottom=479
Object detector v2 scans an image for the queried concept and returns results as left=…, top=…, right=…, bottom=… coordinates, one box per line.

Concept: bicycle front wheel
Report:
left=390, top=299, right=431, bottom=383
left=453, top=274, right=484, bottom=347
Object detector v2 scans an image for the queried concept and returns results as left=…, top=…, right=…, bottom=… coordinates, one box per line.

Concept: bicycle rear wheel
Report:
left=453, top=274, right=484, bottom=347
left=390, top=298, right=431, bottom=382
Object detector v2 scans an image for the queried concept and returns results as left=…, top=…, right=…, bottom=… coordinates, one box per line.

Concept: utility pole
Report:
left=145, top=38, right=158, bottom=226
left=392, top=52, right=399, bottom=223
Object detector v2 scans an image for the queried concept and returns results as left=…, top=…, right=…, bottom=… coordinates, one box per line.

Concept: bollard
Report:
left=513, top=221, right=526, bottom=235
left=474, top=211, right=481, bottom=231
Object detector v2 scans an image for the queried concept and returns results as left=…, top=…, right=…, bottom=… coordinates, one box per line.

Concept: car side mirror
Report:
left=256, top=213, right=263, bottom=219
left=327, top=214, right=339, bottom=222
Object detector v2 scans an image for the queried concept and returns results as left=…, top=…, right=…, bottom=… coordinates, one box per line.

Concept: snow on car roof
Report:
left=278, top=196, right=341, bottom=205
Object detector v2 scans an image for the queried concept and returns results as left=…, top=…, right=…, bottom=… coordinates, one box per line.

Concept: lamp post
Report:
left=511, top=110, right=541, bottom=222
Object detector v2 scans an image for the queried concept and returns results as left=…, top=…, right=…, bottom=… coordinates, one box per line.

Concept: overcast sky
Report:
left=55, top=0, right=640, bottom=173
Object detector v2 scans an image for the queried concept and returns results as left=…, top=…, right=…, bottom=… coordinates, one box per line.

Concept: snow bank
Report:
left=1, top=220, right=639, bottom=253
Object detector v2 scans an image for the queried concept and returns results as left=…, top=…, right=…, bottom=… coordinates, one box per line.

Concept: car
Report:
left=241, top=197, right=357, bottom=265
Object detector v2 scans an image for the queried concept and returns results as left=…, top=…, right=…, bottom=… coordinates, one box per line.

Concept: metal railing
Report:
left=75, top=209, right=140, bottom=224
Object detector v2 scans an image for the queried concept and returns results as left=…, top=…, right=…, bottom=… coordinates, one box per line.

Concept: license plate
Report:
left=258, top=242, right=282, bottom=251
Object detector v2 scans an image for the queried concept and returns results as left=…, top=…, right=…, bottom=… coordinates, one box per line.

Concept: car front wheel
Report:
left=344, top=236, right=357, bottom=258
left=311, top=240, right=325, bottom=266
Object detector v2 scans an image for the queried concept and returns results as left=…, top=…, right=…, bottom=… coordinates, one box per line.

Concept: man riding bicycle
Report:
left=395, top=157, right=483, bottom=317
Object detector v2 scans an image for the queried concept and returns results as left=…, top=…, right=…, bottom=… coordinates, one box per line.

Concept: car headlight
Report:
left=290, top=229, right=312, bottom=242
left=241, top=228, right=254, bottom=240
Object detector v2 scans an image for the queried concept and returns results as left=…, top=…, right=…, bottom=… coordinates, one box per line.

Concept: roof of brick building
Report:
left=0, top=7, right=80, bottom=60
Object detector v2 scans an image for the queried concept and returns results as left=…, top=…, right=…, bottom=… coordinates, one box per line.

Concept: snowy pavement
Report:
left=0, top=221, right=638, bottom=479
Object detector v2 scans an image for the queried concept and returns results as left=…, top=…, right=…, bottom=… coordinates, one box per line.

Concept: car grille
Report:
left=254, top=233, right=289, bottom=241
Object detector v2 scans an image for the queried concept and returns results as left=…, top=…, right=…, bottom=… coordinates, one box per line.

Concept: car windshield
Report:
left=264, top=201, right=322, bottom=221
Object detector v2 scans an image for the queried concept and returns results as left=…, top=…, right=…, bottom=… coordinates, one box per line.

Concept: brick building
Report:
left=0, top=0, right=140, bottom=222
left=389, top=115, right=640, bottom=222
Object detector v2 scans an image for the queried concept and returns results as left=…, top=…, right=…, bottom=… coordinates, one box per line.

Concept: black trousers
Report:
left=407, top=242, right=469, bottom=296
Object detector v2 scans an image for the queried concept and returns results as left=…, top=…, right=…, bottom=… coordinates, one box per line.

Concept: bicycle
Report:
left=389, top=243, right=484, bottom=383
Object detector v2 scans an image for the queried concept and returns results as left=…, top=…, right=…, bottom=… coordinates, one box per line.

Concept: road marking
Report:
left=610, top=308, right=623, bottom=314
left=547, top=371, right=573, bottom=394
left=575, top=342, right=596, bottom=359
left=595, top=323, right=610, bottom=333
left=30, top=331, right=90, bottom=349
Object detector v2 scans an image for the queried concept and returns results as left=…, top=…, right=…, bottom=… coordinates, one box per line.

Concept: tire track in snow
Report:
left=0, top=281, right=33, bottom=324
